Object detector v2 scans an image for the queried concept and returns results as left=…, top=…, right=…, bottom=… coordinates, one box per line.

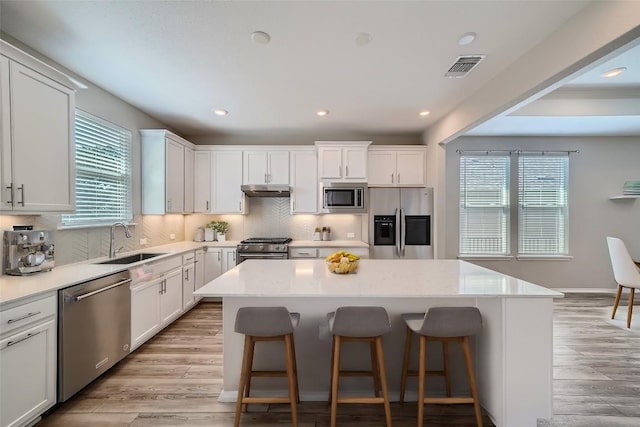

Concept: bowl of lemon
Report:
left=325, top=250, right=360, bottom=274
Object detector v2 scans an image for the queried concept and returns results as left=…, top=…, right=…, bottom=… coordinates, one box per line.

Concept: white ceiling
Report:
left=0, top=1, right=637, bottom=138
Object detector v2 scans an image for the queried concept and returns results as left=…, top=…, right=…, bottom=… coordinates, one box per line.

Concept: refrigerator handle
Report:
left=394, top=208, right=400, bottom=257
left=400, top=208, right=406, bottom=256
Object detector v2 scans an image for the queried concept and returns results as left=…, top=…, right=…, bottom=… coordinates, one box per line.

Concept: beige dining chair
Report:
left=606, top=236, right=640, bottom=328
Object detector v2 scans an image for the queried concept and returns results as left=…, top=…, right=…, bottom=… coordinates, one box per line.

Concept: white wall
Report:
left=444, top=136, right=640, bottom=290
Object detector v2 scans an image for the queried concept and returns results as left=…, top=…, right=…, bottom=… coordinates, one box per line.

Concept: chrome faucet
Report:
left=109, top=222, right=132, bottom=258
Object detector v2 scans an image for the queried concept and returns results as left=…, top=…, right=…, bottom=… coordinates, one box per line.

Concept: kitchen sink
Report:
left=97, top=253, right=166, bottom=265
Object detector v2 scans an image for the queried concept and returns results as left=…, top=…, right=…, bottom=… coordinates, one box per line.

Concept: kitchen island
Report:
left=195, top=259, right=562, bottom=427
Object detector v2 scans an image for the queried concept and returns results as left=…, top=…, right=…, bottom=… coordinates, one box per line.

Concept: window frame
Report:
left=60, top=109, right=133, bottom=228
left=517, top=153, right=569, bottom=257
left=459, top=154, right=512, bottom=257
left=458, top=151, right=571, bottom=259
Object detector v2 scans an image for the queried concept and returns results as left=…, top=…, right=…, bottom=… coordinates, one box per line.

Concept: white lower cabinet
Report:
left=195, top=249, right=205, bottom=302
left=222, top=248, right=237, bottom=273
left=183, top=253, right=197, bottom=310
left=204, top=248, right=223, bottom=284
left=131, top=277, right=162, bottom=350
left=290, top=247, right=369, bottom=259
left=130, top=263, right=184, bottom=351
left=0, top=294, right=57, bottom=427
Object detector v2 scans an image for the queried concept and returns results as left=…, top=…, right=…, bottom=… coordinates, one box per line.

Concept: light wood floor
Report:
left=37, top=294, right=639, bottom=427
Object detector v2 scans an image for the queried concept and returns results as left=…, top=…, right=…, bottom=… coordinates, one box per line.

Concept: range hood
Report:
left=241, top=184, right=291, bottom=197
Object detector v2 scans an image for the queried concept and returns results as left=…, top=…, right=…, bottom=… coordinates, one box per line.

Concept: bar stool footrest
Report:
left=424, top=397, right=475, bottom=404
left=242, top=396, right=292, bottom=404
left=337, top=396, right=386, bottom=404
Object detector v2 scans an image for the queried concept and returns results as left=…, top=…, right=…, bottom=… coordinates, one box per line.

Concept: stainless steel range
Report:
left=237, top=237, right=292, bottom=263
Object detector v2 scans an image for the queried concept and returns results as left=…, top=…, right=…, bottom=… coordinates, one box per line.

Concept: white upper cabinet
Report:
left=243, top=150, right=289, bottom=185
left=141, top=129, right=195, bottom=214
left=212, top=150, right=246, bottom=214
left=368, top=147, right=426, bottom=187
left=290, top=150, right=318, bottom=214
left=184, top=146, right=194, bottom=212
left=315, top=141, right=371, bottom=182
left=194, top=151, right=211, bottom=212
left=1, top=41, right=78, bottom=213
left=165, top=137, right=185, bottom=213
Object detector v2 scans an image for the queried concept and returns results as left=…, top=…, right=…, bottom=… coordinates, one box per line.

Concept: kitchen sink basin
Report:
left=97, top=253, right=166, bottom=265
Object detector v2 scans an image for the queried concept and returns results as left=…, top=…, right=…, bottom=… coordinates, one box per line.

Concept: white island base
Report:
left=195, top=259, right=562, bottom=427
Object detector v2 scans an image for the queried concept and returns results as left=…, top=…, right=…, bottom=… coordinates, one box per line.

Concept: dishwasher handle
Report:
left=74, top=278, right=132, bottom=302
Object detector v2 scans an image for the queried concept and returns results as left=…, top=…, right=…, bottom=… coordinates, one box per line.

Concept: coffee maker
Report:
left=3, top=229, right=55, bottom=275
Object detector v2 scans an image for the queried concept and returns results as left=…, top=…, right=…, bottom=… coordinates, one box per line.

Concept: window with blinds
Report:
left=61, top=110, right=132, bottom=226
left=459, top=155, right=511, bottom=256
left=518, top=155, right=569, bottom=255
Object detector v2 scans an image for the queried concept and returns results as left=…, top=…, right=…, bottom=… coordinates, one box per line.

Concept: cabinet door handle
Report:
left=292, top=199, right=296, bottom=211
left=6, top=183, right=14, bottom=206
left=218, top=252, right=221, bottom=261
left=185, top=269, right=189, bottom=280
left=397, top=174, right=400, bottom=183
left=239, top=201, right=242, bottom=211
left=391, top=174, right=394, bottom=184
left=345, top=166, right=349, bottom=177
left=264, top=173, right=267, bottom=183
left=7, top=331, right=42, bottom=347
left=17, top=184, right=25, bottom=206
left=206, top=201, right=209, bottom=210
left=7, top=311, right=41, bottom=324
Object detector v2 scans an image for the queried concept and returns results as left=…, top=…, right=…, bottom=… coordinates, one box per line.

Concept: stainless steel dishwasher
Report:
left=58, top=270, right=131, bottom=402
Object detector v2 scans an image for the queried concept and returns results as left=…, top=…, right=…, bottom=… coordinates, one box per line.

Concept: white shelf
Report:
left=609, top=195, right=640, bottom=200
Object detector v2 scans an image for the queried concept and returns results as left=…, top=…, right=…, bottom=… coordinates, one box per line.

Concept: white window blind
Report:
left=62, top=110, right=132, bottom=226
left=518, top=154, right=569, bottom=255
left=459, top=155, right=510, bottom=256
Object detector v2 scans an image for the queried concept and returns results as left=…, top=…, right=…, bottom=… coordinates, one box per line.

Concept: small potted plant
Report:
left=204, top=221, right=216, bottom=242
left=212, top=221, right=229, bottom=241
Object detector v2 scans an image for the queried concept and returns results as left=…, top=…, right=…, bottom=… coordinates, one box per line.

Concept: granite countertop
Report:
left=195, top=259, right=563, bottom=298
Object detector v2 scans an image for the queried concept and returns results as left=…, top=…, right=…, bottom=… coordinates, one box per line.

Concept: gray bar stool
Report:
left=399, top=307, right=483, bottom=427
left=327, top=306, right=392, bottom=427
left=234, top=307, right=300, bottom=427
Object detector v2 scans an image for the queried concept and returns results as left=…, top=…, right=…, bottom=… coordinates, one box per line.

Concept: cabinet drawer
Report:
left=182, top=252, right=196, bottom=265
left=0, top=294, right=56, bottom=336
left=290, top=248, right=318, bottom=258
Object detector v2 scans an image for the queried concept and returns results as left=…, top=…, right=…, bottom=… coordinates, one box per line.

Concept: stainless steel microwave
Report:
left=321, top=182, right=368, bottom=214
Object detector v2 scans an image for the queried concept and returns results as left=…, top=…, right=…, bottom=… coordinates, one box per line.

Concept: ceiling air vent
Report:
left=445, top=55, right=486, bottom=78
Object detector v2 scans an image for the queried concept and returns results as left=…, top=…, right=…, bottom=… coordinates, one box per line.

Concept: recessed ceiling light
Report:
left=419, top=110, right=431, bottom=117
left=602, top=67, right=627, bottom=78
left=316, top=109, right=330, bottom=117
left=213, top=109, right=228, bottom=116
left=458, top=32, right=477, bottom=46
left=355, top=32, right=373, bottom=46
left=251, top=31, right=271, bottom=45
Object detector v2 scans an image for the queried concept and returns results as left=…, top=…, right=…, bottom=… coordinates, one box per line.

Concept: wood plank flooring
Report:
left=37, top=294, right=639, bottom=427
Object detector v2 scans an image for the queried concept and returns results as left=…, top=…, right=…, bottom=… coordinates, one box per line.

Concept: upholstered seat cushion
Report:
left=402, top=307, right=482, bottom=338
left=234, top=307, right=299, bottom=337
left=328, top=306, right=391, bottom=337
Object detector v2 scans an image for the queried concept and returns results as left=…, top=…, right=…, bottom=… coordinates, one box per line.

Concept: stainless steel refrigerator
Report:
left=368, top=188, right=433, bottom=259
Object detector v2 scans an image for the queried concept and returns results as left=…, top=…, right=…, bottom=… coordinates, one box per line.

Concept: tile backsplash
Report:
left=1, top=198, right=366, bottom=269
left=185, top=197, right=367, bottom=243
